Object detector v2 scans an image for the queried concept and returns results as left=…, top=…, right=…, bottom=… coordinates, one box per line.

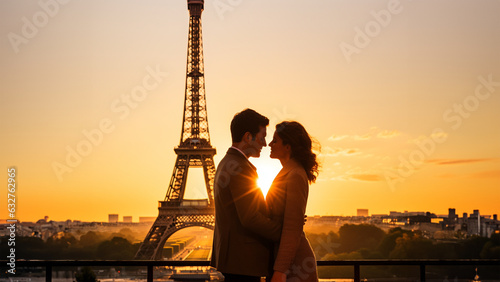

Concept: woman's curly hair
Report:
left=275, top=121, right=320, bottom=183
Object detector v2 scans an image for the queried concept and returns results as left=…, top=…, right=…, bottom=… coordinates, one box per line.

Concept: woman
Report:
left=266, top=121, right=320, bottom=282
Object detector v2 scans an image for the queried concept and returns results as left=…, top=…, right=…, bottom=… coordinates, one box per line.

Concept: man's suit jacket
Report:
left=210, top=148, right=282, bottom=277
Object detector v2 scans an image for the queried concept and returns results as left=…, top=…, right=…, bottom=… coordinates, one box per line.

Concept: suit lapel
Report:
left=227, top=147, right=257, bottom=171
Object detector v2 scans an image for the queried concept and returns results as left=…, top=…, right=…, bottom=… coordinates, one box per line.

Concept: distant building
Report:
left=139, top=217, right=156, bottom=223
left=442, top=208, right=458, bottom=229
left=483, top=219, right=500, bottom=238
left=389, top=211, right=403, bottom=217
left=407, top=211, right=426, bottom=216
left=123, top=216, right=133, bottom=223
left=108, top=214, right=119, bottom=223
left=462, top=210, right=500, bottom=237
left=357, top=209, right=369, bottom=217
left=448, top=208, right=456, bottom=220
left=408, top=215, right=431, bottom=225
left=468, top=210, right=481, bottom=236
left=431, top=218, right=443, bottom=224
left=389, top=211, right=425, bottom=217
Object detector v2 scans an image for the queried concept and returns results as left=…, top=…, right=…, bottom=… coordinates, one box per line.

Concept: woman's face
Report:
left=269, top=131, right=290, bottom=160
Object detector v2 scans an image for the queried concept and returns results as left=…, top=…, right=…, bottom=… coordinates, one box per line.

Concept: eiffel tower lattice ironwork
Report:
left=135, top=0, right=216, bottom=260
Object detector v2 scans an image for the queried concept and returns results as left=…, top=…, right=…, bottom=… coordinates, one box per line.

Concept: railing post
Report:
left=420, top=264, right=426, bottom=282
left=354, top=263, right=360, bottom=282
left=147, top=264, right=153, bottom=282
left=46, top=264, right=52, bottom=282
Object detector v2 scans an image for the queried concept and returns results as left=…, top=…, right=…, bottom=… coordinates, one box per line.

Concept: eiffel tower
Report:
left=135, top=0, right=216, bottom=260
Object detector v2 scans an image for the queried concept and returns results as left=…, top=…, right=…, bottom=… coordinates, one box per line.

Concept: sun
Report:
left=250, top=148, right=282, bottom=197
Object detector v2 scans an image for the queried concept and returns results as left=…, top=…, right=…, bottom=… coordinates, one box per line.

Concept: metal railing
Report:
left=4, top=259, right=500, bottom=282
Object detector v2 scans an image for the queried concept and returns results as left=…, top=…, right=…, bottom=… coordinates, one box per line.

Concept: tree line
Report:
left=0, top=228, right=139, bottom=260
left=306, top=224, right=500, bottom=279
left=1, top=224, right=499, bottom=279
left=307, top=224, right=500, bottom=260
left=1, top=224, right=499, bottom=260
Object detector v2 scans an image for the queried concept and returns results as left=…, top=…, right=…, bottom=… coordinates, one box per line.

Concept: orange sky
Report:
left=1, top=0, right=499, bottom=222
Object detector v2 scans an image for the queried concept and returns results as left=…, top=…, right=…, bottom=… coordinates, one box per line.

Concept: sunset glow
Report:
left=253, top=149, right=282, bottom=198
left=1, top=0, right=499, bottom=222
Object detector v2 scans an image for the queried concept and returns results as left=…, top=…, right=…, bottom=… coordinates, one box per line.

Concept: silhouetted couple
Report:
left=211, top=109, right=320, bottom=282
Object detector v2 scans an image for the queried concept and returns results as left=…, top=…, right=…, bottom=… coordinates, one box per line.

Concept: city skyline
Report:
left=3, top=207, right=498, bottom=224
left=1, top=0, right=499, bottom=222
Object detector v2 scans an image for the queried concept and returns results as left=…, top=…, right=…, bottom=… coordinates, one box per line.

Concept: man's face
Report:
left=248, top=126, right=267, bottom=158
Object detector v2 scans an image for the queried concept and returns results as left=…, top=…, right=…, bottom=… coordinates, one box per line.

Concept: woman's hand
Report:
left=270, top=271, right=287, bottom=282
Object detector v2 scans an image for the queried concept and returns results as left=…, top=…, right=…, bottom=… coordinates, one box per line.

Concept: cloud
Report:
left=437, top=170, right=500, bottom=179
left=427, top=158, right=497, bottom=165
left=409, top=131, right=449, bottom=144
left=469, top=170, right=500, bottom=178
left=354, top=134, right=372, bottom=141
left=328, top=173, right=385, bottom=182
left=349, top=174, right=384, bottom=181
left=329, top=176, right=349, bottom=181
left=377, top=130, right=400, bottom=139
left=328, top=127, right=400, bottom=142
left=328, top=135, right=349, bottom=141
left=321, top=146, right=362, bottom=157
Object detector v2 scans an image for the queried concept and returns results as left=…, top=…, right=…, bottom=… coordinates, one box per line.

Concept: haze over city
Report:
left=1, top=0, right=499, bottom=222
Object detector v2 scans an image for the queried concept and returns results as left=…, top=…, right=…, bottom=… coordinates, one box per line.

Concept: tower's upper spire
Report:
left=180, top=0, right=211, bottom=147
left=188, top=0, right=204, bottom=16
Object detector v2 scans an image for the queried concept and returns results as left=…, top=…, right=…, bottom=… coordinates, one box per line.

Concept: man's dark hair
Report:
left=230, top=109, right=269, bottom=143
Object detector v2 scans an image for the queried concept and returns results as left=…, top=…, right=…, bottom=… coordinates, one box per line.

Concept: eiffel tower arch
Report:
left=135, top=0, right=216, bottom=260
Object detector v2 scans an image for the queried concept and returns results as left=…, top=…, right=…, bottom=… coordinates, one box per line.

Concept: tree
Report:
left=307, top=231, right=340, bottom=259
left=378, top=228, right=413, bottom=257
left=433, top=242, right=459, bottom=259
left=96, top=237, right=136, bottom=260
left=389, top=234, right=434, bottom=259
left=79, top=231, right=105, bottom=247
left=459, top=235, right=489, bottom=258
left=337, top=224, right=385, bottom=253
left=480, top=233, right=500, bottom=259
left=47, top=232, right=77, bottom=248
left=16, top=236, right=45, bottom=259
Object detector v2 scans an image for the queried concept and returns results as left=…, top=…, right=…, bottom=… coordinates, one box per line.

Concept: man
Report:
left=211, top=109, right=282, bottom=282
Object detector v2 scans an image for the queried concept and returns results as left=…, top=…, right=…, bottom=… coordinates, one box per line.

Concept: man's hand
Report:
left=270, top=271, right=286, bottom=282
